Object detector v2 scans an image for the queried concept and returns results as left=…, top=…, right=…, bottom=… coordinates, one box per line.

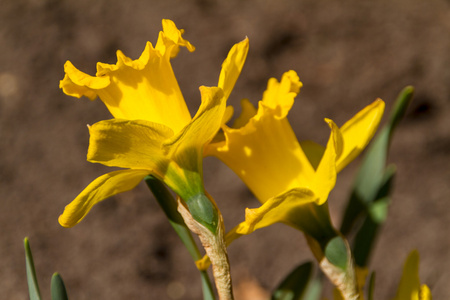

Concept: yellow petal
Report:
left=59, top=61, right=110, bottom=100
left=355, top=266, right=369, bottom=300
left=60, top=19, right=194, bottom=132
left=234, top=187, right=316, bottom=235
left=333, top=289, right=345, bottom=300
left=164, top=86, right=226, bottom=161
left=224, top=226, right=244, bottom=246
left=208, top=72, right=312, bottom=203
left=419, top=285, right=432, bottom=300
left=87, top=119, right=173, bottom=179
left=309, top=119, right=338, bottom=205
left=223, top=105, right=234, bottom=125
left=393, top=250, right=428, bottom=300
left=336, top=99, right=385, bottom=172
left=261, top=70, right=302, bottom=119
left=58, top=169, right=150, bottom=227
left=156, top=19, right=195, bottom=57
left=160, top=86, right=225, bottom=198
left=94, top=40, right=192, bottom=130
left=87, top=118, right=207, bottom=200
left=217, top=112, right=313, bottom=203
left=218, top=38, right=249, bottom=101
left=195, top=256, right=211, bottom=271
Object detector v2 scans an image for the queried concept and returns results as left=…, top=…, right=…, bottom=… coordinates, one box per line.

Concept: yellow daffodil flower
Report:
left=206, top=70, right=385, bottom=240
left=58, top=19, right=249, bottom=229
left=394, top=250, right=432, bottom=300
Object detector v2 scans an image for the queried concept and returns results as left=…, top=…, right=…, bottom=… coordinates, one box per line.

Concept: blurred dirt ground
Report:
left=0, top=0, right=449, bottom=299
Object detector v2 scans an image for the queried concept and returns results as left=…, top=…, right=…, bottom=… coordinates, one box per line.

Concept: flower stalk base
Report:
left=306, top=235, right=359, bottom=300
left=177, top=197, right=233, bottom=300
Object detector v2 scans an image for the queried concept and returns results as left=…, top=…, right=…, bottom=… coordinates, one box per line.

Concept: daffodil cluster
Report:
left=56, top=19, right=432, bottom=300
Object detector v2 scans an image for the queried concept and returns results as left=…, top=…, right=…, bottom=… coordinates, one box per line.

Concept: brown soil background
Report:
left=0, top=1, right=449, bottom=299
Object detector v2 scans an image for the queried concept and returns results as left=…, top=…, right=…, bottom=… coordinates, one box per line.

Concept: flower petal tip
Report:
left=161, top=19, right=195, bottom=54
left=60, top=60, right=110, bottom=100
left=58, top=214, right=75, bottom=228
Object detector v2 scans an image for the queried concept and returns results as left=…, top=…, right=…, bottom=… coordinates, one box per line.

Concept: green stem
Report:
left=145, top=176, right=215, bottom=300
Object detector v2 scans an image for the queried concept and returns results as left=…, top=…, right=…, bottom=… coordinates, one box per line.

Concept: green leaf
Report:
left=272, top=262, right=313, bottom=300
left=324, top=236, right=348, bottom=271
left=388, top=86, right=414, bottom=135
left=368, top=197, right=390, bottom=224
left=359, top=85, right=413, bottom=200
left=199, top=271, right=215, bottom=300
left=340, top=86, right=414, bottom=235
left=352, top=176, right=395, bottom=266
left=339, top=194, right=367, bottom=236
left=340, top=87, right=413, bottom=268
left=301, top=275, right=322, bottom=300
left=347, top=166, right=396, bottom=266
left=24, top=237, right=42, bottom=300
left=51, top=273, right=68, bottom=300
left=352, top=217, right=378, bottom=267
left=144, top=176, right=215, bottom=300
left=341, top=164, right=395, bottom=235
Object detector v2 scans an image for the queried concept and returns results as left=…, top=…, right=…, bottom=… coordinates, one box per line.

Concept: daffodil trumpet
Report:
left=207, top=69, right=384, bottom=242
left=59, top=19, right=249, bottom=300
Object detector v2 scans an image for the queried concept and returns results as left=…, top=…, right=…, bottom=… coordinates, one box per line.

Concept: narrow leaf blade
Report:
left=24, top=237, right=42, bottom=300
left=200, top=270, right=215, bottom=300
left=340, top=86, right=414, bottom=236
left=272, top=262, right=313, bottom=300
left=301, top=275, right=322, bottom=300
left=51, top=273, right=68, bottom=300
